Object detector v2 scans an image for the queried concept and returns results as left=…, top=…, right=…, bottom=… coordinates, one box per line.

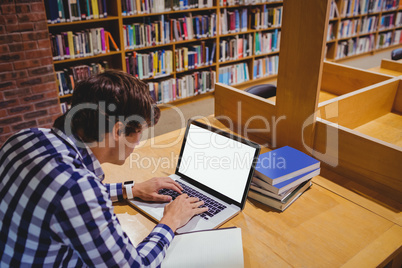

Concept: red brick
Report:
left=18, top=23, right=35, bottom=32
left=13, top=59, right=41, bottom=70
left=8, top=104, right=33, bottom=114
left=35, top=98, right=58, bottom=109
left=48, top=105, right=62, bottom=115
left=32, top=81, right=57, bottom=94
left=12, top=120, right=36, bottom=131
left=23, top=41, right=38, bottom=50
left=3, top=15, right=17, bottom=24
left=0, top=33, right=21, bottom=44
left=0, top=99, right=19, bottom=109
left=18, top=13, right=46, bottom=23
left=21, top=30, right=48, bottom=41
left=5, top=24, right=19, bottom=33
left=34, top=21, right=48, bottom=31
left=24, top=109, right=48, bottom=120
left=0, top=25, right=5, bottom=35
left=4, top=88, right=31, bottom=99
left=25, top=49, right=50, bottom=59
left=15, top=4, right=30, bottom=13
left=0, top=52, right=24, bottom=62
left=8, top=43, right=23, bottom=52
left=37, top=39, right=51, bottom=49
left=40, top=73, right=56, bottom=83
left=30, top=3, right=45, bottom=12
left=28, top=66, right=54, bottom=76
left=17, top=77, right=42, bottom=87
left=0, top=44, right=9, bottom=53
left=21, top=93, right=44, bottom=104
left=0, top=116, right=22, bottom=125
left=0, top=109, right=8, bottom=118
left=0, top=70, right=27, bottom=82
left=0, top=4, right=16, bottom=15
left=37, top=114, right=59, bottom=126
left=45, top=91, right=58, bottom=99
left=0, top=81, right=16, bottom=90
left=40, top=57, right=53, bottom=66
left=0, top=63, right=13, bottom=72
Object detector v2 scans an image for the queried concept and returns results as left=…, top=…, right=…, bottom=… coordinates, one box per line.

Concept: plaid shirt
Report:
left=0, top=128, right=174, bottom=267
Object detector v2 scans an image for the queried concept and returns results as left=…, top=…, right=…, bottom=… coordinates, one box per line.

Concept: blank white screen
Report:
left=178, top=124, right=257, bottom=203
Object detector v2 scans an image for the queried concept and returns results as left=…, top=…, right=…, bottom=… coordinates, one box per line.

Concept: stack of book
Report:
left=248, top=146, right=320, bottom=211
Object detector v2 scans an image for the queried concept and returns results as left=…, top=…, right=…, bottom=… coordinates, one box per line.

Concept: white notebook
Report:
left=162, top=227, right=244, bottom=268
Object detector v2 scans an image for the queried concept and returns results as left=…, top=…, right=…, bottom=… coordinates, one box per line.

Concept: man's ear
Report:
left=112, top=121, right=125, bottom=141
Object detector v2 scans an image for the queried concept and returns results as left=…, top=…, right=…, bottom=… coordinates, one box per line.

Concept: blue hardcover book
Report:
left=241, top=8, right=247, bottom=31
left=103, top=0, right=107, bottom=17
left=273, top=28, right=278, bottom=50
left=235, top=10, right=240, bottom=32
left=255, top=146, right=320, bottom=185
left=195, top=17, right=200, bottom=38
left=128, top=25, right=134, bottom=49
left=253, top=168, right=320, bottom=195
left=205, top=46, right=209, bottom=66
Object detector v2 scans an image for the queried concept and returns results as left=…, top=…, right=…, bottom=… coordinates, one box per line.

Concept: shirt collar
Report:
left=52, top=127, right=105, bottom=181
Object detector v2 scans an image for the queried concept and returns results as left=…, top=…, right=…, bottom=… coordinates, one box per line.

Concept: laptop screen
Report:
left=177, top=122, right=260, bottom=204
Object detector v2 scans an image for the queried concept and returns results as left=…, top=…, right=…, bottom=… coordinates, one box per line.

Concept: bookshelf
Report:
left=45, top=0, right=402, bottom=111
left=326, top=0, right=402, bottom=61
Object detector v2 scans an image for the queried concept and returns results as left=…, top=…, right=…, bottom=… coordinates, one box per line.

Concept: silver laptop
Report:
left=129, top=120, right=260, bottom=234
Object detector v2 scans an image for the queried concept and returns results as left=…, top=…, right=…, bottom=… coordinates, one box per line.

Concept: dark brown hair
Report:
left=54, top=70, right=160, bottom=142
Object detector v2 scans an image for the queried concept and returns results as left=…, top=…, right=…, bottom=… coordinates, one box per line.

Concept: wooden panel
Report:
left=214, top=83, right=276, bottom=147
left=318, top=78, right=399, bottom=129
left=275, top=0, right=330, bottom=151
left=313, top=119, right=402, bottom=203
left=381, top=59, right=402, bottom=73
left=393, top=80, right=402, bottom=113
left=321, top=61, right=393, bottom=95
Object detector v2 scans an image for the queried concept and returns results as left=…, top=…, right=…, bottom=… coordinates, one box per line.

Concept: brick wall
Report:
left=0, top=0, right=61, bottom=146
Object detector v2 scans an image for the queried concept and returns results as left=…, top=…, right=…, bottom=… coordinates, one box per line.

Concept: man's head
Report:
left=54, top=70, right=160, bottom=164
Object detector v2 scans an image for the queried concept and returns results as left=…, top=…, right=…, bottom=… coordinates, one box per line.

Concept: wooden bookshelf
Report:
left=46, top=0, right=402, bottom=112
left=326, top=0, right=402, bottom=60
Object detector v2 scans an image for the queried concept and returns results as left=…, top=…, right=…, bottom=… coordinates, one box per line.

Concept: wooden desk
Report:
left=102, top=118, right=402, bottom=267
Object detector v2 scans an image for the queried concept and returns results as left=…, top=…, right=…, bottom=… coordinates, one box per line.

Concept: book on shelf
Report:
left=50, top=28, right=119, bottom=61
left=45, top=0, right=107, bottom=24
left=248, top=180, right=312, bottom=211
left=218, top=62, right=249, bottom=86
left=220, top=8, right=248, bottom=34
left=255, top=146, right=320, bottom=185
left=144, top=71, right=215, bottom=104
left=253, top=54, right=278, bottom=79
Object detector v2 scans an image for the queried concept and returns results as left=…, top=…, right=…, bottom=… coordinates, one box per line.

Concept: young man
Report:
left=0, top=70, right=207, bottom=267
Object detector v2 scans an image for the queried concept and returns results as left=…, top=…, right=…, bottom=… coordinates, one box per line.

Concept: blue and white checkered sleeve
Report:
left=106, top=183, right=124, bottom=202
left=51, top=175, right=174, bottom=267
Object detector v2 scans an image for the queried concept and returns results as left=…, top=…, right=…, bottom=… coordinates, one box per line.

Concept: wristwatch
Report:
left=124, top=180, right=135, bottom=199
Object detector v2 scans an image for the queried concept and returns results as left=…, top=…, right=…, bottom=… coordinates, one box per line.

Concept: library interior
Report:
left=0, top=0, right=401, bottom=267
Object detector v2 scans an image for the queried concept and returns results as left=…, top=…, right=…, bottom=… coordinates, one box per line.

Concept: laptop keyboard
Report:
left=158, top=181, right=227, bottom=220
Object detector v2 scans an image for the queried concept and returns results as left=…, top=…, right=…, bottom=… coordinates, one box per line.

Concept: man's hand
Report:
left=131, top=177, right=183, bottom=202
left=159, top=194, right=208, bottom=232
